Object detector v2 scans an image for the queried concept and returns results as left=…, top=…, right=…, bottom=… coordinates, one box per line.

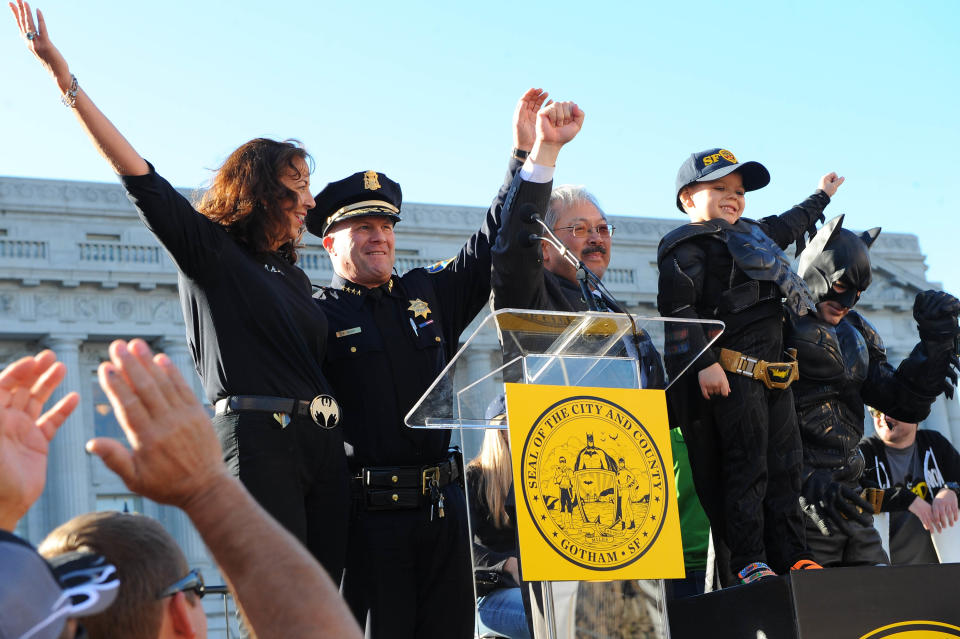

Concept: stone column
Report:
left=944, top=394, right=960, bottom=447
left=42, top=334, right=91, bottom=528
left=153, top=336, right=210, bottom=565
left=154, top=335, right=204, bottom=401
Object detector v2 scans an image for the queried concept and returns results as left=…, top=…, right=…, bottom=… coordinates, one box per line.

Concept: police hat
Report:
left=306, top=170, right=402, bottom=237
left=675, top=148, right=770, bottom=213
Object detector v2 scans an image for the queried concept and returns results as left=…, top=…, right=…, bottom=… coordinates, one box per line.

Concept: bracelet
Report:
left=60, top=74, right=79, bottom=108
left=512, top=147, right=530, bottom=161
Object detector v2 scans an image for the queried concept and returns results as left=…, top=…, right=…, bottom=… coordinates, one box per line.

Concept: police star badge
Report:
left=407, top=299, right=431, bottom=319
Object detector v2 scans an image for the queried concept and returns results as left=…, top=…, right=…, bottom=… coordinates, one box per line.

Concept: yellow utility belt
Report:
left=718, top=348, right=799, bottom=390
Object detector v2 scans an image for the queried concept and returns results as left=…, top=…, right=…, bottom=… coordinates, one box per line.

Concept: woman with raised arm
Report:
left=10, top=1, right=349, bottom=581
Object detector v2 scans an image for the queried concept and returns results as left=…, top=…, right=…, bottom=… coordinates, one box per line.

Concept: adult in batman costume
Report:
left=787, top=214, right=960, bottom=566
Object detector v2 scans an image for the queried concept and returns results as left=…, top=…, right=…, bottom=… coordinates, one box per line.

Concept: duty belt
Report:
left=214, top=394, right=340, bottom=429
left=352, top=452, right=461, bottom=520
left=718, top=348, right=799, bottom=390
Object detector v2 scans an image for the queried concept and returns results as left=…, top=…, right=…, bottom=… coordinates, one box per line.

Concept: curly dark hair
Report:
left=196, top=138, right=314, bottom=263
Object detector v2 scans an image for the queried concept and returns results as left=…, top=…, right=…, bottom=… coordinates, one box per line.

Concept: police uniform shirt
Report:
left=122, top=164, right=335, bottom=403
left=315, top=160, right=519, bottom=468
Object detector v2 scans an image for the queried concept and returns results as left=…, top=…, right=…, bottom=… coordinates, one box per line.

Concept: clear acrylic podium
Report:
left=405, top=309, right=723, bottom=639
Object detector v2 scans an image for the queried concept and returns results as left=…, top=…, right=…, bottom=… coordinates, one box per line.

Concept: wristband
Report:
left=512, top=147, right=530, bottom=161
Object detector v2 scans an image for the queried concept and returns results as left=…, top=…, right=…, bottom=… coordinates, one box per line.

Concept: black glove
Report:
left=800, top=469, right=874, bottom=537
left=909, top=290, right=960, bottom=399
left=914, top=290, right=960, bottom=341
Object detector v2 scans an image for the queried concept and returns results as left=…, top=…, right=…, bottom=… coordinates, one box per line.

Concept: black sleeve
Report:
left=757, top=190, right=830, bottom=250
left=491, top=177, right=554, bottom=310
left=429, top=156, right=524, bottom=339
left=121, top=162, right=224, bottom=279
left=657, top=240, right=717, bottom=372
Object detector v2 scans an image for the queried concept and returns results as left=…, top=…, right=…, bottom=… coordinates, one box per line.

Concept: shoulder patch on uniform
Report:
left=312, top=285, right=339, bottom=300
left=425, top=258, right=454, bottom=273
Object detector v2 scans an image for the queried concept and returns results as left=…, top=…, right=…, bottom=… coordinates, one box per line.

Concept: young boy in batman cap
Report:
left=657, top=148, right=843, bottom=584
left=787, top=214, right=960, bottom=566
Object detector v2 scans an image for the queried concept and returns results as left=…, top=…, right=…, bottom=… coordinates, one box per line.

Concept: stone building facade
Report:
left=1, top=174, right=956, bottom=634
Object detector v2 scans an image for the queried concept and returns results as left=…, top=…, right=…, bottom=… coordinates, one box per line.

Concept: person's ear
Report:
left=322, top=233, right=336, bottom=255
left=168, top=592, right=199, bottom=638
left=678, top=187, right=695, bottom=211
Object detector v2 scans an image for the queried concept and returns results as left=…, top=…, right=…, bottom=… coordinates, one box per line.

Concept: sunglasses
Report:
left=156, top=568, right=205, bottom=600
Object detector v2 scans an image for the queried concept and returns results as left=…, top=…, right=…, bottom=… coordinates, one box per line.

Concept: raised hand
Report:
left=87, top=339, right=228, bottom=511
left=513, top=88, right=550, bottom=152
left=536, top=100, right=584, bottom=147
left=529, top=100, right=585, bottom=167
left=9, top=1, right=70, bottom=89
left=818, top=172, right=845, bottom=198
left=0, top=350, right=78, bottom=530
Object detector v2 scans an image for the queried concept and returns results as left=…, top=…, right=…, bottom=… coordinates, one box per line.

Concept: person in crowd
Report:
left=657, top=148, right=843, bottom=584
left=2, top=531, right=119, bottom=639
left=858, top=408, right=960, bottom=564
left=11, top=1, right=349, bottom=580
left=0, top=350, right=100, bottom=639
left=307, top=89, right=546, bottom=639
left=787, top=215, right=960, bottom=566
left=0, top=340, right=362, bottom=638
left=40, top=512, right=207, bottom=639
left=467, top=404, right=531, bottom=639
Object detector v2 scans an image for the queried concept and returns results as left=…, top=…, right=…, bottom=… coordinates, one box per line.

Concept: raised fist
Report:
left=914, top=290, right=960, bottom=340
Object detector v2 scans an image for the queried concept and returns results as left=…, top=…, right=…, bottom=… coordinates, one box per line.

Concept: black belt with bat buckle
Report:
left=718, top=348, right=799, bottom=390
left=214, top=394, right=341, bottom=428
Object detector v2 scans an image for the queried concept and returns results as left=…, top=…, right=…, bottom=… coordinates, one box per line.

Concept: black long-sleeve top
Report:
left=122, top=164, right=334, bottom=404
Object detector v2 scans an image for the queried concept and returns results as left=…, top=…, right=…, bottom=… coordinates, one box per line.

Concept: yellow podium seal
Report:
left=519, top=394, right=669, bottom=571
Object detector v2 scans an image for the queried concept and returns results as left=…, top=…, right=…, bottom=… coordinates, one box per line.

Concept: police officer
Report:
left=306, top=90, right=546, bottom=639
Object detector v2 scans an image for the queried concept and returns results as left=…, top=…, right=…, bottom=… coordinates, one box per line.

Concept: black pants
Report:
left=679, top=373, right=809, bottom=578
left=342, top=483, right=474, bottom=639
left=214, top=411, right=350, bottom=582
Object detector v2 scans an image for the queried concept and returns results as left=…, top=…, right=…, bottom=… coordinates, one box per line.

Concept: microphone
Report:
left=519, top=232, right=541, bottom=249
left=518, top=203, right=541, bottom=225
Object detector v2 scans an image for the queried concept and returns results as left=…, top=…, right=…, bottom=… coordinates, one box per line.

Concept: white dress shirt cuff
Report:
left=519, top=159, right=555, bottom=184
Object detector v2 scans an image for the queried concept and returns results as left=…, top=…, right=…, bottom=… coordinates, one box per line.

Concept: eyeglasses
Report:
left=554, top=223, right=615, bottom=238
left=157, top=568, right=205, bottom=600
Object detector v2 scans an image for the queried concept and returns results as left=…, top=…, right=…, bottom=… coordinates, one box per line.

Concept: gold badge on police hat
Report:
left=363, top=170, right=382, bottom=191
left=407, top=299, right=431, bottom=319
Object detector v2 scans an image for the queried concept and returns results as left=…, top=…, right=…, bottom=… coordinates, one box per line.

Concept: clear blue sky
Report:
left=3, top=1, right=958, bottom=293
